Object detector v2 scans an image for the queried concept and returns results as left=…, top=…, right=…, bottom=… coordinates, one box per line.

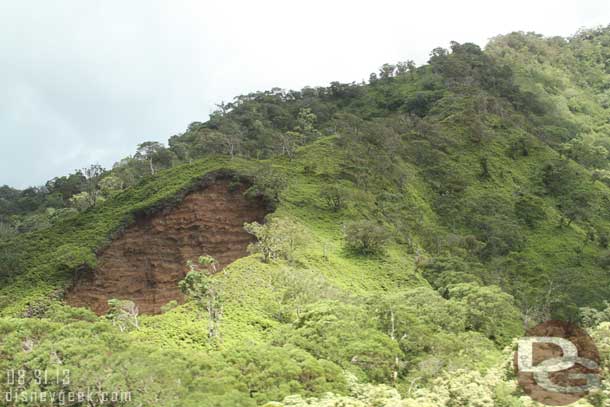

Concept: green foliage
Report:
left=224, top=343, right=347, bottom=404
left=0, top=247, right=20, bottom=280
left=99, top=175, right=124, bottom=198
left=160, top=300, right=178, bottom=313
left=599, top=251, right=610, bottom=269
left=580, top=301, right=610, bottom=328
left=463, top=193, right=525, bottom=259
left=106, top=299, right=140, bottom=332
left=179, top=270, right=223, bottom=339
left=343, top=220, right=390, bottom=255
left=69, top=191, right=93, bottom=211
left=245, top=166, right=288, bottom=204
left=135, top=141, right=175, bottom=175
left=593, top=169, right=610, bottom=186
left=268, top=268, right=341, bottom=323
left=421, top=256, right=484, bottom=295
left=507, top=137, right=531, bottom=159
left=319, top=184, right=348, bottom=212
left=448, top=283, right=523, bottom=345
left=274, top=301, right=401, bottom=383
left=514, top=194, right=547, bottom=227
left=0, top=318, right=347, bottom=407
left=197, top=254, right=220, bottom=273
left=561, top=137, right=609, bottom=169
left=1, top=25, right=610, bottom=407
left=244, top=217, right=305, bottom=263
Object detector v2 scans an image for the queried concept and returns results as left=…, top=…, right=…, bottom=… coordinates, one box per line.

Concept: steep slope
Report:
left=66, top=180, right=268, bottom=314
left=0, top=26, right=609, bottom=407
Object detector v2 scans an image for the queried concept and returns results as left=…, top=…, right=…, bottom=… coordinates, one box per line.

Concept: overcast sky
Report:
left=1, top=0, right=609, bottom=188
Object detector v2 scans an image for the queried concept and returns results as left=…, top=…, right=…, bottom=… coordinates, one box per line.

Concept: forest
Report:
left=0, top=26, right=609, bottom=406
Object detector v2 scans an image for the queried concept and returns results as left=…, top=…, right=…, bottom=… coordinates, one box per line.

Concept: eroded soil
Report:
left=66, top=180, right=268, bottom=314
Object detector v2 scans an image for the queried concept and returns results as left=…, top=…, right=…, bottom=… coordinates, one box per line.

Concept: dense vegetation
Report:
left=0, top=26, right=610, bottom=406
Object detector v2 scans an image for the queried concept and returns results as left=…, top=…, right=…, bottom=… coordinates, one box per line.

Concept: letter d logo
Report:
left=514, top=321, right=601, bottom=405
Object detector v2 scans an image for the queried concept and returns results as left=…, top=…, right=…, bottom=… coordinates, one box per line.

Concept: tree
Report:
left=600, top=232, right=609, bottom=249
left=69, top=191, right=93, bottom=211
left=276, top=108, right=320, bottom=158
left=244, top=217, right=304, bottom=263
left=507, top=137, right=530, bottom=159
left=379, top=63, right=396, bottom=80
left=197, top=254, right=219, bottom=273
left=421, top=256, right=484, bottom=296
left=344, top=220, right=390, bottom=255
left=541, top=160, right=575, bottom=196
left=168, top=135, right=192, bottom=162
left=396, top=60, right=416, bottom=76
left=560, top=138, right=609, bottom=169
left=224, top=344, right=346, bottom=404
left=106, top=299, right=139, bottom=332
left=294, top=108, right=321, bottom=143
left=580, top=301, right=610, bottom=328
left=99, top=175, right=123, bottom=198
left=463, top=193, right=525, bottom=259
left=278, top=301, right=402, bottom=383
left=0, top=214, right=16, bottom=240
left=135, top=141, right=174, bottom=175
left=46, top=172, right=86, bottom=202
left=217, top=119, right=244, bottom=159
left=113, top=157, right=144, bottom=188
left=179, top=266, right=223, bottom=339
left=429, top=41, right=519, bottom=101
left=191, top=130, right=242, bottom=159
left=83, top=164, right=105, bottom=205
left=448, top=283, right=523, bottom=345
left=599, top=251, right=610, bottom=270
left=269, top=268, right=340, bottom=322
left=279, top=131, right=303, bottom=158
left=558, top=189, right=592, bottom=227
left=245, top=166, right=288, bottom=204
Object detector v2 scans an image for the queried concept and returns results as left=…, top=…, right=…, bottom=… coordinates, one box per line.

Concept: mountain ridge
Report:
left=0, top=26, right=609, bottom=406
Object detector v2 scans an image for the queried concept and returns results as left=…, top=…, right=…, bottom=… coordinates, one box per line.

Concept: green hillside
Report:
left=1, top=27, right=610, bottom=406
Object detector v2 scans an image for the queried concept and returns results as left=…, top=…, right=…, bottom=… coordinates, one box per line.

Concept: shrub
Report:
left=0, top=248, right=19, bottom=280
left=599, top=251, right=610, bottom=270
left=592, top=169, right=610, bottom=186
left=278, top=301, right=401, bottom=383
left=541, top=159, right=577, bottom=196
left=244, top=217, right=305, bottom=262
left=422, top=256, right=484, bottom=295
left=515, top=194, right=547, bottom=227
left=448, top=283, right=523, bottom=345
left=507, top=137, right=530, bottom=159
left=224, top=343, right=346, bottom=404
left=160, top=300, right=178, bottom=313
left=320, top=184, right=348, bottom=211
left=560, top=138, right=608, bottom=169
left=0, top=219, right=15, bottom=240
left=600, top=232, right=609, bottom=249
left=245, top=166, right=288, bottom=204
left=343, top=220, right=390, bottom=255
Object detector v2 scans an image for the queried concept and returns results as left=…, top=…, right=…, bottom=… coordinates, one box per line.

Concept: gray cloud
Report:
left=1, top=0, right=609, bottom=188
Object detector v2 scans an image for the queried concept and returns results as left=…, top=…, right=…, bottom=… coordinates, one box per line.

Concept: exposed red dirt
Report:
left=65, top=179, right=268, bottom=315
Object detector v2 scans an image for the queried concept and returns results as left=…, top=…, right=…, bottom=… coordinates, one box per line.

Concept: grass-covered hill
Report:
left=0, top=27, right=610, bottom=406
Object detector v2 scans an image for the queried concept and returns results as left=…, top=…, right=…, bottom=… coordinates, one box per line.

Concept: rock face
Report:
left=65, top=179, right=268, bottom=315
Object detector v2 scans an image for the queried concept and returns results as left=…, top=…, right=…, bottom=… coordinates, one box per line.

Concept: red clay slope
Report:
left=66, top=179, right=268, bottom=315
